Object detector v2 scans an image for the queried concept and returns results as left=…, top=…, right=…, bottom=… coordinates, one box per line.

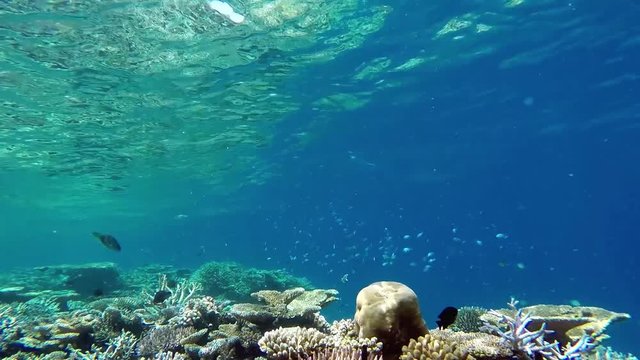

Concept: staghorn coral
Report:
left=71, top=329, right=138, bottom=360
left=450, top=307, right=487, bottom=333
left=149, top=274, right=202, bottom=307
left=400, top=334, right=473, bottom=360
left=98, top=329, right=137, bottom=359
left=481, top=298, right=595, bottom=360
left=136, top=325, right=196, bottom=356
left=259, top=326, right=328, bottom=359
left=481, top=304, right=630, bottom=345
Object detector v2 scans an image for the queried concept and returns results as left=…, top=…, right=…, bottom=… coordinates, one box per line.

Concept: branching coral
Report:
left=151, top=275, right=202, bottom=307
left=136, top=325, right=196, bottom=356
left=72, top=329, right=138, bottom=360
left=169, top=296, right=221, bottom=328
left=481, top=298, right=595, bottom=360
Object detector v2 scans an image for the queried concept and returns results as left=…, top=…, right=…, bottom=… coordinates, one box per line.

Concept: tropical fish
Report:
left=436, top=306, right=458, bottom=329
left=153, top=290, right=172, bottom=304
left=92, top=232, right=121, bottom=252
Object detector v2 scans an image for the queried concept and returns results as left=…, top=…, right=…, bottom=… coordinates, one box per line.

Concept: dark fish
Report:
left=436, top=306, right=458, bottom=329
left=92, top=232, right=121, bottom=251
left=153, top=290, right=172, bottom=304
left=93, top=288, right=104, bottom=297
left=360, top=345, right=368, bottom=360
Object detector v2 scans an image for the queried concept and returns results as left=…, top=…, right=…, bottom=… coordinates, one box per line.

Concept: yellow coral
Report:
left=400, top=334, right=474, bottom=360
left=259, top=326, right=328, bottom=359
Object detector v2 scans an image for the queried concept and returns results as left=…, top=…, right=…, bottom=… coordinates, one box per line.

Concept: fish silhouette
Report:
left=436, top=306, right=458, bottom=329
left=92, top=232, right=121, bottom=252
left=153, top=290, right=172, bottom=304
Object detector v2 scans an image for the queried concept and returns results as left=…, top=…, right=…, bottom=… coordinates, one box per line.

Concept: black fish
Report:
left=93, top=288, right=104, bottom=297
left=92, top=232, right=121, bottom=252
left=153, top=290, right=172, bottom=304
left=360, top=345, right=368, bottom=360
left=436, top=306, right=458, bottom=329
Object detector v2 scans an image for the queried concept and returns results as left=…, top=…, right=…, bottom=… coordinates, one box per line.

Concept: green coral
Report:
left=450, top=306, right=487, bottom=333
left=189, top=262, right=312, bottom=302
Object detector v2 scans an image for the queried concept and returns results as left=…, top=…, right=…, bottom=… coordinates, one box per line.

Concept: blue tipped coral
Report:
left=481, top=298, right=596, bottom=360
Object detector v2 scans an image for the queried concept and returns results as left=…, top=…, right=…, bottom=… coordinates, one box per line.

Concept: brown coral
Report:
left=258, top=326, right=328, bottom=359
left=354, top=282, right=428, bottom=360
left=429, top=330, right=512, bottom=360
left=230, top=288, right=339, bottom=330
left=400, top=334, right=473, bottom=360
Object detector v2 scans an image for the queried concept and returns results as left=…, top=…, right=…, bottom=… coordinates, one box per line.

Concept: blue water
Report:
left=1, top=0, right=638, bottom=354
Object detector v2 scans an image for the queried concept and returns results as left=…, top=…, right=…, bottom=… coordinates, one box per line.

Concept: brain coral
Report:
left=354, top=281, right=428, bottom=359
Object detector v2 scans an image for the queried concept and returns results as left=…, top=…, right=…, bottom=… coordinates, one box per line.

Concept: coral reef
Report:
left=0, top=263, right=122, bottom=303
left=481, top=304, right=630, bottom=345
left=190, top=262, right=312, bottom=302
left=480, top=298, right=596, bottom=360
left=0, top=265, right=635, bottom=360
left=258, top=326, right=327, bottom=359
left=230, top=288, right=338, bottom=330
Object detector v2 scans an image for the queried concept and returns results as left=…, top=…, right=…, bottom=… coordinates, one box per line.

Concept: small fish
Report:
left=92, top=232, right=121, bottom=252
left=340, top=273, right=349, bottom=283
left=153, top=290, right=172, bottom=304
left=93, top=288, right=104, bottom=297
left=436, top=306, right=458, bottom=329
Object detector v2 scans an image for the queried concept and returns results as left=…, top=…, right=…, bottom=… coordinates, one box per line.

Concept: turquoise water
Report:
left=1, top=0, right=639, bottom=357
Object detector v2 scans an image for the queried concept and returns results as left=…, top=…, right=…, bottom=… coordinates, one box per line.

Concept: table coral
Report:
left=230, top=288, right=339, bottom=330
